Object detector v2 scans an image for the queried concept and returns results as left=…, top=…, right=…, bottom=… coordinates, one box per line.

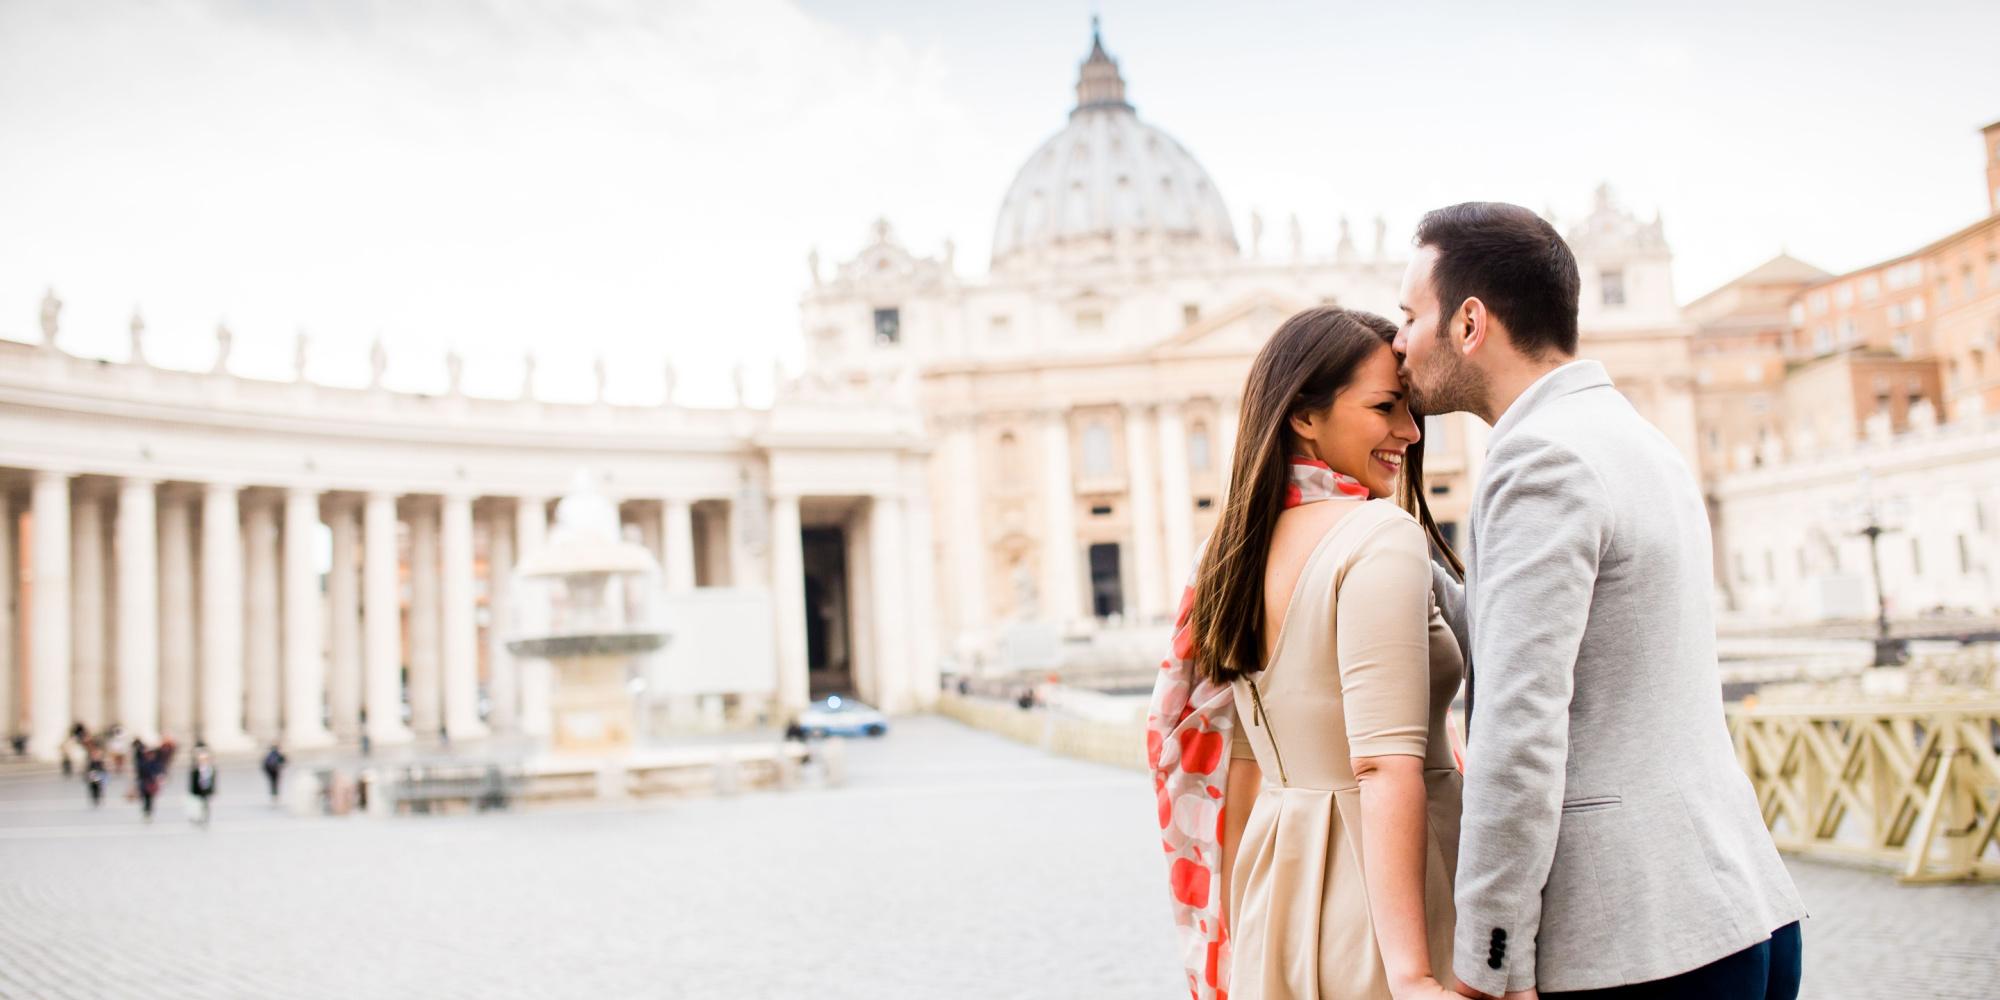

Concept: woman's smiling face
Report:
left=1288, top=342, right=1420, bottom=498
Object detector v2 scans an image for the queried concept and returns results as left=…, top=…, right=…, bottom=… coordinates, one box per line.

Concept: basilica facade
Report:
left=803, top=27, right=1699, bottom=672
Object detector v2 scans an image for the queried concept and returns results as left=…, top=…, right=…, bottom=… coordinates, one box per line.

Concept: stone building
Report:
left=803, top=26, right=1699, bottom=670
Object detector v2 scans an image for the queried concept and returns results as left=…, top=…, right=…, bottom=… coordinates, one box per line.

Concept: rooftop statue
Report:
left=128, top=309, right=146, bottom=365
left=213, top=322, right=234, bottom=374
left=446, top=348, right=464, bottom=396
left=370, top=337, right=389, bottom=388
left=39, top=288, right=60, bottom=349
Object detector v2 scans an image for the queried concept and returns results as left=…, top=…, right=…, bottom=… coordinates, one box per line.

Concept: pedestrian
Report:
left=262, top=744, right=287, bottom=802
left=61, top=722, right=84, bottom=777
left=126, top=736, right=148, bottom=803
left=135, top=744, right=160, bottom=821
left=84, top=742, right=108, bottom=807
left=188, top=746, right=217, bottom=829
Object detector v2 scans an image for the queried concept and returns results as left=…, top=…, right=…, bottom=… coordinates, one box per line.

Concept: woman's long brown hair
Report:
left=1189, top=306, right=1463, bottom=686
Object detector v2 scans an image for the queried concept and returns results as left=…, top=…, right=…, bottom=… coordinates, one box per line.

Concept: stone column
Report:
left=199, top=483, right=251, bottom=750
left=661, top=498, right=696, bottom=593
left=868, top=495, right=911, bottom=713
left=1217, top=395, right=1242, bottom=500
left=768, top=493, right=809, bottom=713
left=363, top=492, right=412, bottom=746
left=699, top=505, right=732, bottom=586
left=844, top=513, right=877, bottom=704
left=1039, top=410, right=1081, bottom=627
left=485, top=507, right=517, bottom=734
left=27, top=471, right=71, bottom=759
left=903, top=489, right=940, bottom=709
left=406, top=499, right=441, bottom=738
left=515, top=497, right=552, bottom=738
left=242, top=496, right=281, bottom=741
left=282, top=487, right=333, bottom=747
left=0, top=490, right=13, bottom=741
left=71, top=489, right=107, bottom=729
left=636, top=504, right=663, bottom=565
left=1122, top=403, right=1165, bottom=620
left=114, top=478, right=159, bottom=740
left=1157, top=403, right=1195, bottom=599
left=440, top=492, right=485, bottom=740
left=326, top=498, right=362, bottom=740
left=943, top=420, right=988, bottom=651
left=157, top=493, right=197, bottom=741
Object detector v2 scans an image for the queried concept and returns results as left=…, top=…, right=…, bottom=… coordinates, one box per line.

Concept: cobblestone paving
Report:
left=0, top=719, right=1994, bottom=999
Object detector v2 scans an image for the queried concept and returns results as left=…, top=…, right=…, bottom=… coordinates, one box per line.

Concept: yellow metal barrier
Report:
left=1729, top=701, right=2000, bottom=883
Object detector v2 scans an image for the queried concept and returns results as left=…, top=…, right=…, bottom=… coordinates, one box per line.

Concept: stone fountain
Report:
left=507, top=472, right=668, bottom=755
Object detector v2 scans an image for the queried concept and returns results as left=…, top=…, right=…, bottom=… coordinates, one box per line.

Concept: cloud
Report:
left=0, top=0, right=981, bottom=403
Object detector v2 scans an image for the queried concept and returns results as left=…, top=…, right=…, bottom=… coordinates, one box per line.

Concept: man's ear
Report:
left=1459, top=296, right=1491, bottom=358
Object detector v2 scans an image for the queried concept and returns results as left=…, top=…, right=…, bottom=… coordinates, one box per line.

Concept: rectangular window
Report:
left=1860, top=276, right=1880, bottom=302
left=1430, top=483, right=1451, bottom=496
left=989, top=315, right=1012, bottom=343
left=1600, top=269, right=1626, bottom=307
left=1909, top=297, right=1926, bottom=321
left=1088, top=542, right=1124, bottom=619
left=1076, top=309, right=1104, bottom=334
left=1182, top=303, right=1201, bottom=326
left=1195, top=497, right=1214, bottom=510
left=873, top=307, right=901, bottom=345
left=1089, top=504, right=1113, bottom=517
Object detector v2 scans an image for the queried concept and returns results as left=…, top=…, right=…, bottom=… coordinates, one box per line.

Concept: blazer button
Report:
left=1492, top=929, right=1507, bottom=942
left=1487, top=956, right=1503, bottom=970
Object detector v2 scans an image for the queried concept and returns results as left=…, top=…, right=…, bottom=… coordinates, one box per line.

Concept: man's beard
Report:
left=1403, top=344, right=1488, bottom=417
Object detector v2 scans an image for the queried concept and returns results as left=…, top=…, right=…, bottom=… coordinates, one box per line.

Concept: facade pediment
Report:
left=1150, top=290, right=1307, bottom=359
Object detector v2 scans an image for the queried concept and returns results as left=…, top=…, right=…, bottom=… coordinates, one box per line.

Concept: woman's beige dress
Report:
left=1227, top=500, right=1465, bottom=1000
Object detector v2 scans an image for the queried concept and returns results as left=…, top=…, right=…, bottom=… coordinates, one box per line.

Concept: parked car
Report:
left=797, top=695, right=888, bottom=738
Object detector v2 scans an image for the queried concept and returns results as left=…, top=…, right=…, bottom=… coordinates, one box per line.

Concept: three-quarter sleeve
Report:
left=1334, top=512, right=1434, bottom=758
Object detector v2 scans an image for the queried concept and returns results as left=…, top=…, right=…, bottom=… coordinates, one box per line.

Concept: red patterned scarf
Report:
left=1144, top=457, right=1370, bottom=1000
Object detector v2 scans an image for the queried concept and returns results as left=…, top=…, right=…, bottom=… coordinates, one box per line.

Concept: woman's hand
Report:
left=1391, top=974, right=1468, bottom=1000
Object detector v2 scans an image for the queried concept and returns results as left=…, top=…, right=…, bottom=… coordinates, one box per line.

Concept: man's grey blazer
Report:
left=1433, top=360, right=1805, bottom=996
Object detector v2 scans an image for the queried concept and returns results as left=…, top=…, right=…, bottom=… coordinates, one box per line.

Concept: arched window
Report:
left=1082, top=421, right=1114, bottom=478
left=1187, top=422, right=1212, bottom=474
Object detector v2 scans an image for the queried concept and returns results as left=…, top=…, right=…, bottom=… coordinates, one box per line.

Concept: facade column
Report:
left=867, top=495, right=911, bottom=713
left=362, top=492, right=412, bottom=746
left=1157, top=403, right=1196, bottom=603
left=243, top=495, right=281, bottom=742
left=943, top=419, right=988, bottom=655
left=71, top=489, right=107, bottom=729
left=282, top=488, right=333, bottom=747
left=27, top=471, right=71, bottom=759
left=0, top=490, right=14, bottom=741
left=406, top=499, right=441, bottom=738
left=485, top=506, right=518, bottom=734
left=1121, top=403, right=1165, bottom=621
left=325, top=498, right=362, bottom=740
left=440, top=492, right=486, bottom=740
left=844, top=513, right=877, bottom=704
left=114, top=478, right=159, bottom=740
left=661, top=498, right=696, bottom=593
left=198, top=483, right=250, bottom=750
left=1039, top=410, right=1081, bottom=627
left=768, top=493, right=809, bottom=713
left=903, top=488, right=940, bottom=709
left=514, top=497, right=552, bottom=738
left=157, top=492, right=196, bottom=741
left=1217, top=395, right=1242, bottom=500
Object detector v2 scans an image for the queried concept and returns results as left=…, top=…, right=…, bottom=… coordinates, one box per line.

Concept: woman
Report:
left=1147, top=307, right=1465, bottom=1000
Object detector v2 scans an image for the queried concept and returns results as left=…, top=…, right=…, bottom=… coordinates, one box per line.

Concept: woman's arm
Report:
left=1353, top=752, right=1445, bottom=995
left=1218, top=756, right=1262, bottom=923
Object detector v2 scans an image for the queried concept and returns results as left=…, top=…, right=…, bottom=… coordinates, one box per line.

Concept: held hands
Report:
left=1450, top=983, right=1538, bottom=1000
left=1391, top=976, right=1467, bottom=1000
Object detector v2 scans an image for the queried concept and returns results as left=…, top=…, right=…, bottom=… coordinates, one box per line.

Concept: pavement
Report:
left=0, top=717, right=1994, bottom=999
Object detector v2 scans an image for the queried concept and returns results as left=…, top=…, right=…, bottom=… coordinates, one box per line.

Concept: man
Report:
left=1393, top=202, right=1805, bottom=1000
left=189, top=744, right=218, bottom=829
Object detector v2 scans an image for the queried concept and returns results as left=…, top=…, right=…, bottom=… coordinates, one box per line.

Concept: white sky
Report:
left=3, top=0, right=1996, bottom=404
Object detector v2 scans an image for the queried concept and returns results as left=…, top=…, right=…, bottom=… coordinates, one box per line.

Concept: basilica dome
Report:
left=990, top=25, right=1238, bottom=272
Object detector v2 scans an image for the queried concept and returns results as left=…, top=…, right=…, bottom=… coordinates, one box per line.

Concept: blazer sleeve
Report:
left=1333, top=512, right=1434, bottom=759
left=1430, top=559, right=1470, bottom=671
left=1452, top=433, right=1612, bottom=996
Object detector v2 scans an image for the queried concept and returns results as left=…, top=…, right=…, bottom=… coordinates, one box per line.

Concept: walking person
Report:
left=84, top=742, right=108, bottom=807
left=1394, top=202, right=1804, bottom=999
left=188, top=746, right=218, bottom=829
left=134, top=743, right=161, bottom=821
left=1147, top=306, right=1465, bottom=1000
left=262, top=744, right=287, bottom=803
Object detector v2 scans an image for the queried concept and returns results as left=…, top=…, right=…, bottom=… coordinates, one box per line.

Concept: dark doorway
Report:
left=1088, top=542, right=1124, bottom=618
left=802, top=527, right=852, bottom=698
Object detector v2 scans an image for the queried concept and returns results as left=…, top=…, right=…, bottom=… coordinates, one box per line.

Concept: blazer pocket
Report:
left=1561, top=795, right=1623, bottom=814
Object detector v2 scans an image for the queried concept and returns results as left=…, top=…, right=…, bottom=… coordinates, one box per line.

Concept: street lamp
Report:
left=1855, top=472, right=1908, bottom=667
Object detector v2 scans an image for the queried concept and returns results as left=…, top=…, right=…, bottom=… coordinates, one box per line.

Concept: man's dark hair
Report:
left=1415, top=202, right=1580, bottom=359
